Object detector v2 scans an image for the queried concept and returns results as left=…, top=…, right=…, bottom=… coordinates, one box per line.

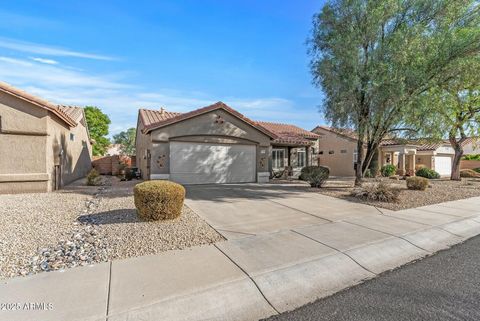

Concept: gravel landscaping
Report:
left=0, top=177, right=223, bottom=279
left=315, top=177, right=480, bottom=211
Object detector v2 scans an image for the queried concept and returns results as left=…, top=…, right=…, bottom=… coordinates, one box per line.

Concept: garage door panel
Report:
left=170, top=142, right=255, bottom=184
left=434, top=156, right=452, bottom=176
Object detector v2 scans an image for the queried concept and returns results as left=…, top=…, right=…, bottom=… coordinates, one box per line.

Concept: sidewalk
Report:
left=1, top=197, right=480, bottom=321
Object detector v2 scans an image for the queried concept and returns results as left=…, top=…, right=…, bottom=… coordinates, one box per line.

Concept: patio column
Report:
left=411, top=154, right=416, bottom=175
left=400, top=153, right=406, bottom=175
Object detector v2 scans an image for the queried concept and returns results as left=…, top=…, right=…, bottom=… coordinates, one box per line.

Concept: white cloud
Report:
left=31, top=57, right=58, bottom=65
left=0, top=37, right=115, bottom=61
left=0, top=56, right=316, bottom=135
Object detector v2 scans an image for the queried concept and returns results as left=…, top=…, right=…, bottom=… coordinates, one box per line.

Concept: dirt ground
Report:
left=315, top=177, right=480, bottom=211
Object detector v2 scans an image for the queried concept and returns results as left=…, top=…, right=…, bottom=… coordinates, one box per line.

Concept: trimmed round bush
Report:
left=381, top=164, right=397, bottom=177
left=415, top=167, right=440, bottom=179
left=406, top=177, right=429, bottom=190
left=299, top=166, right=330, bottom=187
left=134, top=181, right=186, bottom=220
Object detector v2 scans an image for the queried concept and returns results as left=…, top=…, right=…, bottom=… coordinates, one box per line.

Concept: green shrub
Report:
left=364, top=169, right=374, bottom=178
left=460, top=169, right=480, bottom=178
left=415, top=167, right=440, bottom=179
left=133, top=181, right=185, bottom=220
left=473, top=167, right=480, bottom=173
left=351, top=181, right=400, bottom=203
left=299, top=166, right=330, bottom=187
left=406, top=177, right=429, bottom=190
left=86, top=169, right=101, bottom=186
left=463, top=154, right=480, bottom=161
left=381, top=164, right=397, bottom=177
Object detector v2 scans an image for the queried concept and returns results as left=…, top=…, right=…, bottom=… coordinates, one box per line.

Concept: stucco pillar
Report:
left=400, top=153, right=406, bottom=175
left=411, top=154, right=416, bottom=175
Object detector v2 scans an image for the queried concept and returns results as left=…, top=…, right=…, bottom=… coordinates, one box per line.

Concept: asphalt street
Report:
left=264, top=235, right=480, bottom=321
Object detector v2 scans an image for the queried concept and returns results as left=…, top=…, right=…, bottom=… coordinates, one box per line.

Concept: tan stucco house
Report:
left=462, top=137, right=479, bottom=155
left=0, top=82, right=92, bottom=193
left=136, top=102, right=322, bottom=184
left=312, top=126, right=455, bottom=177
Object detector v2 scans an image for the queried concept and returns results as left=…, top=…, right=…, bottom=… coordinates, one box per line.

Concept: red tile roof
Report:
left=312, top=125, right=358, bottom=141
left=0, top=81, right=77, bottom=127
left=139, top=108, right=182, bottom=128
left=58, top=105, right=84, bottom=122
left=140, top=102, right=278, bottom=139
left=257, top=121, right=319, bottom=146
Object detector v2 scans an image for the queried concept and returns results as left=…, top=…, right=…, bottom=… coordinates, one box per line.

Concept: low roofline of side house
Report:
left=0, top=81, right=77, bottom=127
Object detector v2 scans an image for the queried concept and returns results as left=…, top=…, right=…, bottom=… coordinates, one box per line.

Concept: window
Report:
left=340, top=149, right=347, bottom=154
left=297, top=149, right=306, bottom=167
left=70, top=133, right=75, bottom=141
left=328, top=150, right=334, bottom=154
left=353, top=149, right=358, bottom=163
left=272, top=149, right=285, bottom=169
left=319, top=151, right=324, bottom=155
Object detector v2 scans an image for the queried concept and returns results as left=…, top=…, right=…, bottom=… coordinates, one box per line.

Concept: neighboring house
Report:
left=106, top=144, right=122, bottom=156
left=0, top=82, right=92, bottom=193
left=256, top=122, right=319, bottom=177
left=462, top=137, right=479, bottom=155
left=313, top=125, right=455, bottom=177
left=379, top=139, right=454, bottom=177
left=136, top=102, right=277, bottom=184
left=312, top=126, right=358, bottom=176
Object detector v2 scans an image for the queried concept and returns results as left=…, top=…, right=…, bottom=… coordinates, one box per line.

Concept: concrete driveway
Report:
left=185, top=183, right=382, bottom=239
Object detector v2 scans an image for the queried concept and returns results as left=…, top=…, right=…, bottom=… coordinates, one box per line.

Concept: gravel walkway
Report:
left=316, top=178, right=480, bottom=211
left=0, top=177, right=223, bottom=279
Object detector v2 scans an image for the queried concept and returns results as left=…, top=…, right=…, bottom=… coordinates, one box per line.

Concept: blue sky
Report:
left=0, top=1, right=327, bottom=135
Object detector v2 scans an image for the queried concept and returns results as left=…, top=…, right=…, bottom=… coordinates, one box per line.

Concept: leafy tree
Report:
left=113, top=127, right=136, bottom=155
left=309, top=0, right=480, bottom=185
left=84, top=106, right=111, bottom=156
left=409, top=57, right=480, bottom=180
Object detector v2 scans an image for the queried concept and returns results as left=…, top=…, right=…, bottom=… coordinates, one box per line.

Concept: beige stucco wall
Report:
left=140, top=109, right=272, bottom=180
left=463, top=141, right=479, bottom=155
left=415, top=154, right=433, bottom=170
left=0, top=92, right=91, bottom=193
left=0, top=92, right=49, bottom=192
left=313, top=128, right=357, bottom=176
left=135, top=118, right=152, bottom=179
left=46, top=112, right=92, bottom=189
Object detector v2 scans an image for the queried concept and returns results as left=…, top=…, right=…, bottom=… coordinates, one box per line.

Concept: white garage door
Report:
left=434, top=156, right=452, bottom=176
left=170, top=141, right=256, bottom=184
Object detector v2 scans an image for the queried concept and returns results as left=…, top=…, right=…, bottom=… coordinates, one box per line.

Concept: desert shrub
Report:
left=125, top=167, right=135, bottom=180
left=351, top=181, right=400, bottom=203
left=463, top=154, right=480, bottom=161
left=415, top=167, right=440, bottom=179
left=364, top=169, right=374, bottom=178
left=460, top=169, right=480, bottom=178
left=133, top=180, right=185, bottom=220
left=406, top=177, right=429, bottom=190
left=86, top=168, right=101, bottom=186
left=381, top=164, right=397, bottom=177
left=299, top=166, right=330, bottom=187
